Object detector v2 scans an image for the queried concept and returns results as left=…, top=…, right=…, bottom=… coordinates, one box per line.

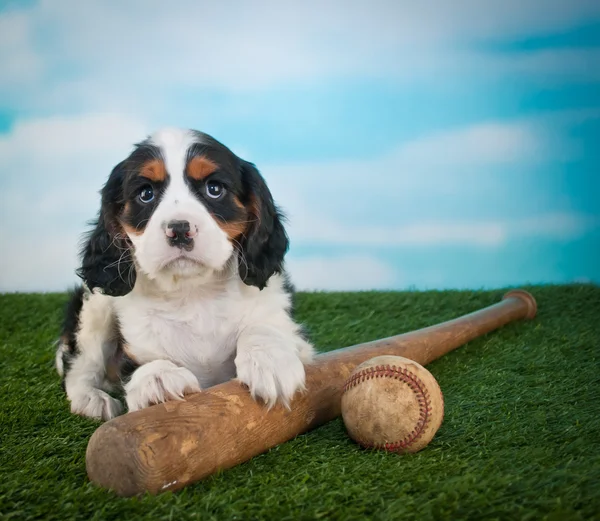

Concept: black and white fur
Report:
left=55, top=128, right=313, bottom=420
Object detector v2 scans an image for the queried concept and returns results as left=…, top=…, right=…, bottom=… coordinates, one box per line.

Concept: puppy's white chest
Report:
left=116, top=296, right=241, bottom=386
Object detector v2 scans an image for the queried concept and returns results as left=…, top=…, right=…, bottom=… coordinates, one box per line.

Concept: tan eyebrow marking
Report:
left=139, top=159, right=167, bottom=182
left=187, top=155, right=219, bottom=180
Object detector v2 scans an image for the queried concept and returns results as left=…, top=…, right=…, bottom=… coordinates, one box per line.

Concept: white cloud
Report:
left=259, top=117, right=597, bottom=249
left=253, top=110, right=600, bottom=250
left=0, top=230, right=80, bottom=293
left=1, top=0, right=598, bottom=112
left=288, top=218, right=507, bottom=247
left=0, top=112, right=149, bottom=221
left=511, top=213, right=600, bottom=240
left=0, top=9, right=41, bottom=87
left=265, top=120, right=547, bottom=194
left=262, top=118, right=572, bottom=231
left=0, top=112, right=148, bottom=165
left=285, top=212, right=598, bottom=248
left=286, top=255, right=398, bottom=291
left=386, top=121, right=542, bottom=167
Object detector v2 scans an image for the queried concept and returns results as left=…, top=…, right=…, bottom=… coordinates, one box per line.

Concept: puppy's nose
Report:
left=166, top=220, right=196, bottom=249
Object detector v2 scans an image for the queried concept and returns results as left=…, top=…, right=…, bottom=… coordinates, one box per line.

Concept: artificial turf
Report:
left=1, top=284, right=599, bottom=520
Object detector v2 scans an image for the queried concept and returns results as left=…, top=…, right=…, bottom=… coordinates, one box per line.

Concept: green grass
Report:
left=1, top=285, right=599, bottom=520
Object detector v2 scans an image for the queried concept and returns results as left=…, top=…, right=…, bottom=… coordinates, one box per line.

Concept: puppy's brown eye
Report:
left=138, top=186, right=155, bottom=203
left=206, top=180, right=225, bottom=199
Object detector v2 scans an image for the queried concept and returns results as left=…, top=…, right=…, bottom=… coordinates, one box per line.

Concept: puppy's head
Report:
left=78, top=128, right=288, bottom=296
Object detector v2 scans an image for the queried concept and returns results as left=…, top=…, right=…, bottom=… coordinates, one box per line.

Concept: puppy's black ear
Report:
left=238, top=160, right=289, bottom=290
left=76, top=161, right=136, bottom=296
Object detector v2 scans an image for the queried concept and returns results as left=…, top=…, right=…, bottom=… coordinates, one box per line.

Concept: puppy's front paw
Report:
left=124, top=360, right=201, bottom=412
left=235, top=347, right=306, bottom=409
left=69, top=388, right=123, bottom=421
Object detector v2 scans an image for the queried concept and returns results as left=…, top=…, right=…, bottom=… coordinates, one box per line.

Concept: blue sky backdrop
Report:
left=0, top=0, right=598, bottom=292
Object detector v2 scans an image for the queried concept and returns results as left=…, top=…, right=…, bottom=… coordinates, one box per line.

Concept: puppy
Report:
left=55, top=128, right=314, bottom=420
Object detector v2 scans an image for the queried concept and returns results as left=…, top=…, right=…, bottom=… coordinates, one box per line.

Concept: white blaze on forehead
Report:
left=149, top=127, right=196, bottom=150
left=149, top=127, right=197, bottom=206
left=149, top=127, right=196, bottom=178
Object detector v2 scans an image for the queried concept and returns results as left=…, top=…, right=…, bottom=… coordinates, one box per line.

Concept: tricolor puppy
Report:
left=55, top=128, right=314, bottom=420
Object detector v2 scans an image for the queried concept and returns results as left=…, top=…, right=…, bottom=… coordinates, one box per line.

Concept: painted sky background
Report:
left=0, top=0, right=599, bottom=292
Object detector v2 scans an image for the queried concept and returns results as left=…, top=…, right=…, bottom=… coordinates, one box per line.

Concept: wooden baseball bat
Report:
left=86, top=289, right=537, bottom=496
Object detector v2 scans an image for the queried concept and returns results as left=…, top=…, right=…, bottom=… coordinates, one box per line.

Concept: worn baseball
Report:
left=341, top=355, right=444, bottom=453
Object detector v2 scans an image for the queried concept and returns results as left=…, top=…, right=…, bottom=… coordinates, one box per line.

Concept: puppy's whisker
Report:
left=231, top=238, right=249, bottom=278
left=116, top=249, right=132, bottom=284
left=108, top=233, right=130, bottom=252
left=212, top=213, right=259, bottom=228
left=127, top=261, right=136, bottom=288
left=134, top=219, right=150, bottom=233
left=103, top=251, right=133, bottom=271
left=102, top=248, right=133, bottom=287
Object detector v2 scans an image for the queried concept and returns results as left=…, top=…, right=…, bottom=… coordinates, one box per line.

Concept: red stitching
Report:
left=343, top=364, right=432, bottom=452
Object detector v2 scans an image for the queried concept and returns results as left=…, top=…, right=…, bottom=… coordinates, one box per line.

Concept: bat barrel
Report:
left=86, top=290, right=536, bottom=496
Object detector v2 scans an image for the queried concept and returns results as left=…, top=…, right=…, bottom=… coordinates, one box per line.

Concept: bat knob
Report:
left=502, top=289, right=537, bottom=320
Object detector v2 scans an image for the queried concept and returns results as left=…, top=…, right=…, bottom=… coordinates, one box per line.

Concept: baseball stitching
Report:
left=343, top=364, right=434, bottom=452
